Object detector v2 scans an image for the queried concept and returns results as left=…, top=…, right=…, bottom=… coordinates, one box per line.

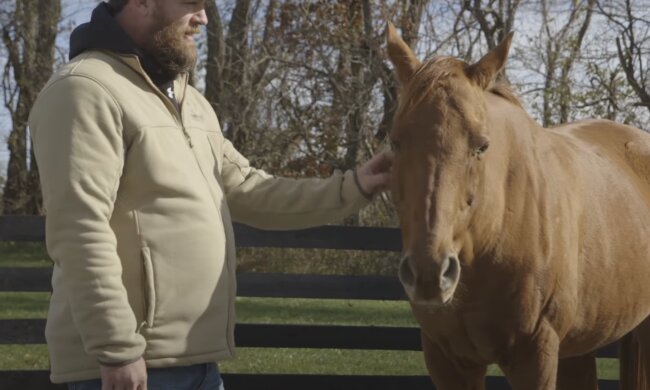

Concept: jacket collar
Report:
left=69, top=2, right=177, bottom=87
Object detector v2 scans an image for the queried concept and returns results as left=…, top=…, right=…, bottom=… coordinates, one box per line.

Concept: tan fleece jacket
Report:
left=29, top=50, right=369, bottom=383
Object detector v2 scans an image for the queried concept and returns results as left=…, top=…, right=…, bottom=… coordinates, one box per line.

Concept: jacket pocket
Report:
left=141, top=246, right=156, bottom=328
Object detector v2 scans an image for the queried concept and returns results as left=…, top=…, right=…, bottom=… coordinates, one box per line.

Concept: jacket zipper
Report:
left=111, top=55, right=193, bottom=148
left=182, top=127, right=193, bottom=148
left=144, top=82, right=193, bottom=149
left=169, top=93, right=193, bottom=149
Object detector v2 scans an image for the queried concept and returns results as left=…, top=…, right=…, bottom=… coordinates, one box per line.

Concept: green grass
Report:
left=0, top=242, right=51, bottom=267
left=222, top=348, right=429, bottom=374
left=0, top=293, right=416, bottom=325
left=0, top=242, right=620, bottom=380
left=221, top=352, right=620, bottom=378
left=235, top=297, right=417, bottom=326
left=0, top=345, right=50, bottom=370
left=0, top=292, right=49, bottom=319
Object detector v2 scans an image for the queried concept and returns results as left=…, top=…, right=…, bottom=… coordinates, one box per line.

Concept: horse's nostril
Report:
left=442, top=257, right=456, bottom=278
left=439, top=255, right=460, bottom=291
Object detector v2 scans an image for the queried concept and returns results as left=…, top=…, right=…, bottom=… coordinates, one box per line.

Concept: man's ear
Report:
left=129, top=0, right=155, bottom=17
left=466, top=32, right=514, bottom=90
left=386, top=22, right=421, bottom=85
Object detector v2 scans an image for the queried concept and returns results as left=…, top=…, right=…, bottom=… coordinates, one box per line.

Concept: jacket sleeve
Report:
left=29, top=75, right=145, bottom=364
left=219, top=137, right=371, bottom=230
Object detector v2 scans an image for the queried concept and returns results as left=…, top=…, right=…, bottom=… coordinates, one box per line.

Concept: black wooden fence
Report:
left=0, top=216, right=619, bottom=389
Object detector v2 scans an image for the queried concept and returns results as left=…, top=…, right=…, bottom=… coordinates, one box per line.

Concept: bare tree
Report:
left=204, top=0, right=279, bottom=156
left=463, top=0, right=521, bottom=50
left=376, top=0, right=429, bottom=142
left=199, top=0, right=433, bottom=225
left=597, top=0, right=650, bottom=115
left=1, top=0, right=61, bottom=215
left=513, top=0, right=597, bottom=126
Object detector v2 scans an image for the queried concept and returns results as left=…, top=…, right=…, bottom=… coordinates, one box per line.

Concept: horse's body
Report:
left=386, top=24, right=650, bottom=390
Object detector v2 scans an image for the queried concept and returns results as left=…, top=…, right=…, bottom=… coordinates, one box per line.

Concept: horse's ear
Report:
left=386, top=22, right=421, bottom=85
left=466, top=32, right=514, bottom=90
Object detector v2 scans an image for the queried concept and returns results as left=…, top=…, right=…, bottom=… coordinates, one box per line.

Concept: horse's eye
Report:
left=477, top=142, right=489, bottom=154
left=391, top=140, right=401, bottom=152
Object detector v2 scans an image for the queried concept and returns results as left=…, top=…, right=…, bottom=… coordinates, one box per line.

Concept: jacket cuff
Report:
left=98, top=356, right=142, bottom=367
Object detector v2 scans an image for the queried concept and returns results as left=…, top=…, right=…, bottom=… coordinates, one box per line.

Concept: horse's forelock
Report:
left=396, top=56, right=523, bottom=124
left=394, top=57, right=457, bottom=125
left=392, top=56, right=524, bottom=143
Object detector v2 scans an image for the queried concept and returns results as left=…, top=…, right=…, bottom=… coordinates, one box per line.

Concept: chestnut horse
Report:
left=387, top=23, right=650, bottom=390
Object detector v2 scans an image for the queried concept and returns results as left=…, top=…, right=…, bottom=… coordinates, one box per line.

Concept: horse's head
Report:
left=386, top=23, right=513, bottom=306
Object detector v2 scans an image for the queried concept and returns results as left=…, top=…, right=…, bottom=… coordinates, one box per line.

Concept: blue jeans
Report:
left=67, top=363, right=224, bottom=390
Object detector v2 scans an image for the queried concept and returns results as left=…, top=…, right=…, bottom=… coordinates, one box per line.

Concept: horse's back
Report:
left=553, top=119, right=650, bottom=191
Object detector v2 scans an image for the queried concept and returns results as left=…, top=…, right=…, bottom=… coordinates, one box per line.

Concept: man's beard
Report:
left=146, top=15, right=199, bottom=77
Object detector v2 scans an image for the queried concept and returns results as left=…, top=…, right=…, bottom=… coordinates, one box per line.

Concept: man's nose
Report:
left=193, top=9, right=208, bottom=26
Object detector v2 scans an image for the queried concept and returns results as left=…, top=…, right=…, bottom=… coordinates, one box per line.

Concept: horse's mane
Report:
left=397, top=56, right=523, bottom=121
left=489, top=82, right=523, bottom=108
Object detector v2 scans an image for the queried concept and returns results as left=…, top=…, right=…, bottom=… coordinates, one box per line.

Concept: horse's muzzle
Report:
left=399, top=252, right=461, bottom=305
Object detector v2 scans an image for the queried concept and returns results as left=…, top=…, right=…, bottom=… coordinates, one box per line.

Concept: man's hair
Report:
left=106, top=0, right=129, bottom=13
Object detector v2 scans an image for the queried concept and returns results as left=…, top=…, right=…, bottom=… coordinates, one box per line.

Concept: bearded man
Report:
left=28, top=1, right=392, bottom=389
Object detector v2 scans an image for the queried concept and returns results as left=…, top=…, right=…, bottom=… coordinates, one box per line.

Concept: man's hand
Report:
left=355, top=151, right=393, bottom=197
left=100, top=356, right=147, bottom=390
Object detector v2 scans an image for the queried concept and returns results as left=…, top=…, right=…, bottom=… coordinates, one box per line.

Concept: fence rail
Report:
left=0, top=216, right=620, bottom=389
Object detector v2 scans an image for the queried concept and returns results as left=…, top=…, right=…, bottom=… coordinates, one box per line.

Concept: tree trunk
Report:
left=1, top=0, right=60, bottom=215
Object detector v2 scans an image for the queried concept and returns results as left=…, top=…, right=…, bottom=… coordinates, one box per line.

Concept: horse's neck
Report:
left=479, top=95, right=563, bottom=259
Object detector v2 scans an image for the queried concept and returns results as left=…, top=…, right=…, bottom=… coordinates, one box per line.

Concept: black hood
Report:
left=69, top=2, right=175, bottom=86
